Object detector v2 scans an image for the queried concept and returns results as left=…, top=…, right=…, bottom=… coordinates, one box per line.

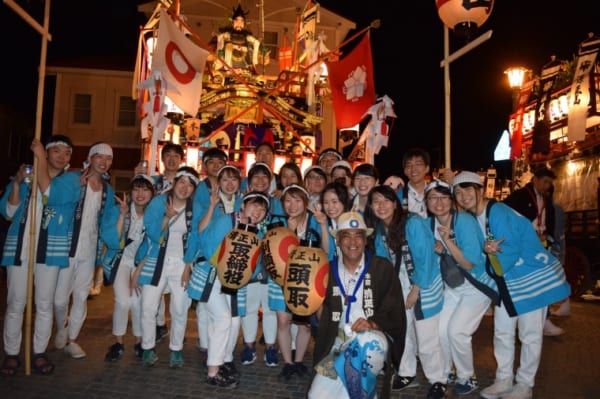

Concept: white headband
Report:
left=45, top=141, right=72, bottom=150
left=281, top=184, right=309, bottom=198
left=88, top=143, right=113, bottom=158
left=217, top=165, right=240, bottom=179
left=175, top=170, right=200, bottom=186
left=250, top=162, right=272, bottom=174
left=132, top=174, right=155, bottom=186
left=243, top=192, right=270, bottom=208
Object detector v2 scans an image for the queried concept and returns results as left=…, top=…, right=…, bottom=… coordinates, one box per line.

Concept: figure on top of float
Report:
left=213, top=4, right=261, bottom=75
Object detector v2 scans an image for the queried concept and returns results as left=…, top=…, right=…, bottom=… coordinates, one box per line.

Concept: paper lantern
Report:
left=283, top=245, right=329, bottom=316
left=436, top=0, right=494, bottom=38
left=261, top=224, right=299, bottom=286
left=216, top=223, right=261, bottom=289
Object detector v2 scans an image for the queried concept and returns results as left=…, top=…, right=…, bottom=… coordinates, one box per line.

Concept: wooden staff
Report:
left=4, top=0, right=52, bottom=375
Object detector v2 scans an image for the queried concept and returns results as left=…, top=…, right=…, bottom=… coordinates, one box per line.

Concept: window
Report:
left=117, top=96, right=137, bottom=127
left=263, top=31, right=278, bottom=60
left=72, top=93, right=91, bottom=124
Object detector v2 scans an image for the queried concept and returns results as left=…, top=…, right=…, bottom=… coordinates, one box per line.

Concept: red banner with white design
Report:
left=326, top=33, right=376, bottom=129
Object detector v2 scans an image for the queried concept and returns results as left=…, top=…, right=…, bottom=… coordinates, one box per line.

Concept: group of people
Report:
left=0, top=137, right=571, bottom=399
left=1, top=136, right=119, bottom=375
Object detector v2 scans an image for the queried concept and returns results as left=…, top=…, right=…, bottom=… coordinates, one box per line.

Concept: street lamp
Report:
left=436, top=0, right=494, bottom=168
left=504, top=67, right=529, bottom=111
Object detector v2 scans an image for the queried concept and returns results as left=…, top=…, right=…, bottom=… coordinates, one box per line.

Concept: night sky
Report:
left=2, top=0, right=596, bottom=180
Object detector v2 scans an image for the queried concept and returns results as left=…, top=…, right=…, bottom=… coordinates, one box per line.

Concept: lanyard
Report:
left=332, top=261, right=368, bottom=324
left=526, top=187, right=546, bottom=231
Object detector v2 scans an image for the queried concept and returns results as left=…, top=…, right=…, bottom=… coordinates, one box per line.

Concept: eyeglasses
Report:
left=426, top=196, right=451, bottom=202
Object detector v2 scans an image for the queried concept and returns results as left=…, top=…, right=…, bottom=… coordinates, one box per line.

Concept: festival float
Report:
left=506, top=32, right=600, bottom=298
left=134, top=0, right=393, bottom=175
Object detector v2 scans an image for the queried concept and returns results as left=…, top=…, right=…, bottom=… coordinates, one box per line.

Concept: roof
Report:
left=137, top=0, right=356, bottom=41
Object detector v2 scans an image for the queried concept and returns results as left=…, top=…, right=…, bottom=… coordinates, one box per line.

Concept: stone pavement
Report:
left=1, top=280, right=599, bottom=398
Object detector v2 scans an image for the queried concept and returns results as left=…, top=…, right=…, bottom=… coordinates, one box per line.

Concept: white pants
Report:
left=397, top=270, right=417, bottom=377
left=54, top=255, right=95, bottom=341
left=439, top=281, right=491, bottom=380
left=206, top=277, right=240, bottom=366
left=196, top=301, right=208, bottom=350
left=3, top=263, right=60, bottom=355
left=414, top=313, right=446, bottom=384
left=140, top=256, right=191, bottom=351
left=241, top=281, right=276, bottom=345
left=156, top=294, right=167, bottom=326
left=111, top=261, right=141, bottom=338
left=493, top=305, right=545, bottom=388
left=397, top=306, right=418, bottom=377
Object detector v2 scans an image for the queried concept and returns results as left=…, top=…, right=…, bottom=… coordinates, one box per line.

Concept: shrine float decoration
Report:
left=133, top=0, right=398, bottom=175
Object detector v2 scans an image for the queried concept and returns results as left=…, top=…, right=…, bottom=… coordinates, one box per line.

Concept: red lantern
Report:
left=283, top=245, right=329, bottom=316
left=261, top=225, right=299, bottom=286
left=436, top=0, right=494, bottom=38
left=216, top=223, right=261, bottom=289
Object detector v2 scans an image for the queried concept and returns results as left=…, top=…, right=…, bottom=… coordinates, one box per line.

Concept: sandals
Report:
left=0, top=355, right=20, bottom=376
left=32, top=353, right=55, bottom=375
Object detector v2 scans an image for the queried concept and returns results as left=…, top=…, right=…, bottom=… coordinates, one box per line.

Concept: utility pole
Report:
left=440, top=27, right=493, bottom=168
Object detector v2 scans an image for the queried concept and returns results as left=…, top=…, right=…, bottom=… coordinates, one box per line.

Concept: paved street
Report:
left=1, top=280, right=599, bottom=398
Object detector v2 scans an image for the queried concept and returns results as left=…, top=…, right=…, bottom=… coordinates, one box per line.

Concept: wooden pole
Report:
left=4, top=0, right=53, bottom=376
left=291, top=10, right=300, bottom=71
left=26, top=0, right=50, bottom=376
left=258, top=0, right=265, bottom=75
left=3, top=0, right=52, bottom=41
left=443, top=25, right=451, bottom=168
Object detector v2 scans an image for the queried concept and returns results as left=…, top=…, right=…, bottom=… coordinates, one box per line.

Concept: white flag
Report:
left=567, top=46, right=599, bottom=142
left=153, top=9, right=209, bottom=116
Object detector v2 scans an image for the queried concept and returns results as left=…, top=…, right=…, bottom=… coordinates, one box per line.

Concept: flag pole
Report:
left=26, top=0, right=50, bottom=376
left=291, top=10, right=300, bottom=71
left=4, top=0, right=52, bottom=375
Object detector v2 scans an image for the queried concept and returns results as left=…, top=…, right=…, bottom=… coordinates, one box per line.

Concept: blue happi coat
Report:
left=1, top=171, right=80, bottom=268
left=373, top=214, right=442, bottom=320
left=485, top=201, right=570, bottom=316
